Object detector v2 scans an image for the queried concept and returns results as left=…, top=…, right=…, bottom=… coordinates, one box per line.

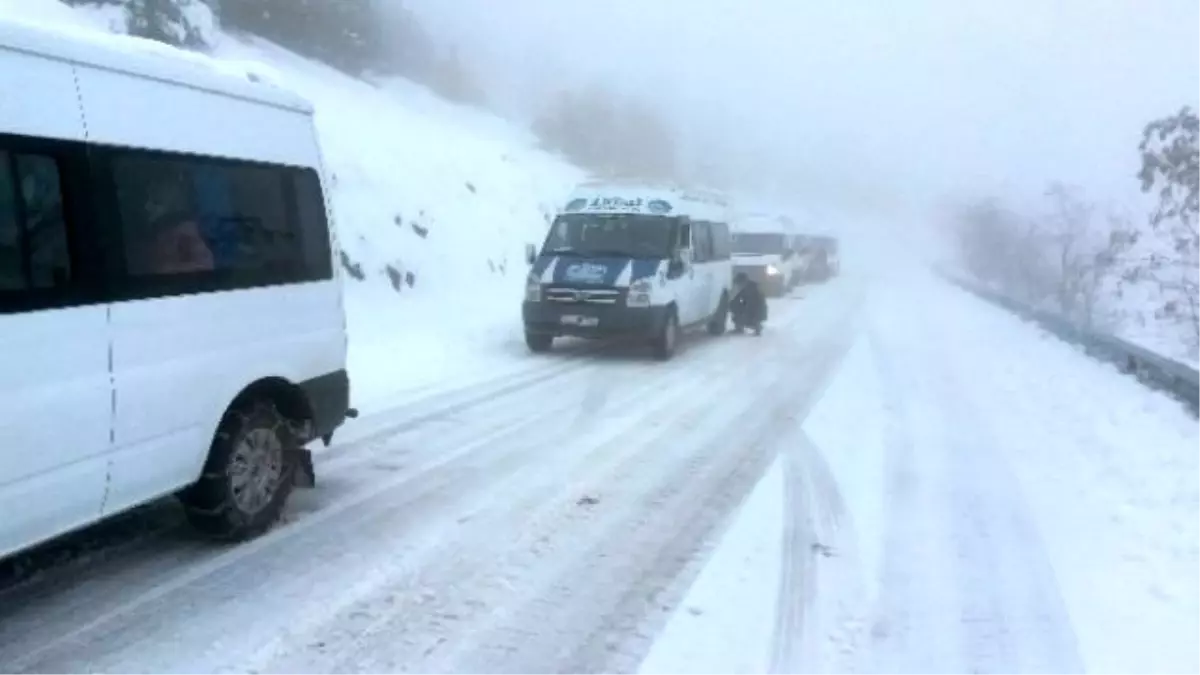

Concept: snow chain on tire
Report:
left=179, top=399, right=298, bottom=541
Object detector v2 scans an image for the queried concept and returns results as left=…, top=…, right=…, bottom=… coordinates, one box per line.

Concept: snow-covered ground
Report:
left=640, top=266, right=1198, bottom=675
left=5, top=262, right=1193, bottom=673
left=2, top=3, right=1198, bottom=674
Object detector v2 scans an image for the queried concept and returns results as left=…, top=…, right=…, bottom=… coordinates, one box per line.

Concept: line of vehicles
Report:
left=0, top=19, right=837, bottom=563
left=520, top=183, right=840, bottom=359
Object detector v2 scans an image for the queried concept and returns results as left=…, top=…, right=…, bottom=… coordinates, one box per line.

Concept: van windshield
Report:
left=542, top=213, right=677, bottom=259
left=732, top=232, right=788, bottom=255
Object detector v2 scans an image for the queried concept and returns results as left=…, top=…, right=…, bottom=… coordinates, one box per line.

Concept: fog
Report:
left=400, top=0, right=1197, bottom=221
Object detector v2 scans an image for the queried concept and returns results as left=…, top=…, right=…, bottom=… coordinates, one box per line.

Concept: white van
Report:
left=523, top=182, right=734, bottom=359
left=730, top=214, right=802, bottom=296
left=0, top=20, right=353, bottom=559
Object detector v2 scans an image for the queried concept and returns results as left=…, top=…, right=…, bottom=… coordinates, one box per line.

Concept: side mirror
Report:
left=524, top=243, right=537, bottom=265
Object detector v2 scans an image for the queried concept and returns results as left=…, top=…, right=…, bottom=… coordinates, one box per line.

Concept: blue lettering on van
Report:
left=646, top=199, right=672, bottom=214
left=551, top=256, right=630, bottom=286
left=586, top=196, right=643, bottom=211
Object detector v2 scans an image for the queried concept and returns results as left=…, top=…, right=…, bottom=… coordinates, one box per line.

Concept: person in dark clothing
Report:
left=730, top=272, right=768, bottom=335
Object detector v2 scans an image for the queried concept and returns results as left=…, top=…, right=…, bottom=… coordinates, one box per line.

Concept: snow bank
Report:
left=1, top=0, right=587, bottom=406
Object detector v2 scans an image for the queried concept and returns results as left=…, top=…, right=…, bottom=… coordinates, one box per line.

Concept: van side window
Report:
left=678, top=221, right=692, bottom=254
left=110, top=152, right=324, bottom=286
left=692, top=221, right=713, bottom=263
left=111, top=154, right=208, bottom=277
left=206, top=162, right=294, bottom=274
left=710, top=221, right=731, bottom=261
left=0, top=151, right=71, bottom=291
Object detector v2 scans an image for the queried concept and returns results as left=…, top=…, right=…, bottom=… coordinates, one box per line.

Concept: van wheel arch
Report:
left=229, top=377, right=314, bottom=434
left=179, top=377, right=314, bottom=540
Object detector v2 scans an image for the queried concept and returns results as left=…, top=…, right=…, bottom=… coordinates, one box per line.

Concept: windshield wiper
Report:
left=547, top=247, right=581, bottom=256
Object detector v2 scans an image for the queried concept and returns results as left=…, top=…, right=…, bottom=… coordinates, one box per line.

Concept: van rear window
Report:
left=732, top=232, right=788, bottom=255
left=109, top=152, right=330, bottom=285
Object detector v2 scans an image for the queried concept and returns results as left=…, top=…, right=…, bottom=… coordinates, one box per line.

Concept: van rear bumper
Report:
left=299, top=369, right=351, bottom=441
left=523, top=301, right=670, bottom=339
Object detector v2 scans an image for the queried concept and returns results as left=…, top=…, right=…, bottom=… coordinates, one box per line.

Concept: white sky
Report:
left=400, top=0, right=1199, bottom=219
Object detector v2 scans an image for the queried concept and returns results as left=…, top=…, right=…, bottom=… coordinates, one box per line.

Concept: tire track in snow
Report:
left=252, top=303, right=825, bottom=673
left=863, top=325, right=965, bottom=672
left=417, top=331, right=849, bottom=672
left=773, top=424, right=822, bottom=673
left=245, top=347, right=770, bottom=673
left=927, top=331, right=1084, bottom=674
left=767, top=315, right=857, bottom=672
left=862, top=297, right=1084, bottom=674
left=772, top=427, right=863, bottom=675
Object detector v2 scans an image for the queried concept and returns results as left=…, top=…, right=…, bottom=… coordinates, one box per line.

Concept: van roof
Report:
left=732, top=214, right=790, bottom=234
left=564, top=181, right=731, bottom=221
left=0, top=18, right=313, bottom=114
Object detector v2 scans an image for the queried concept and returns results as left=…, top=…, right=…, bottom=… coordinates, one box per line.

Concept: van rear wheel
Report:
left=179, top=399, right=296, bottom=540
left=707, top=293, right=728, bottom=335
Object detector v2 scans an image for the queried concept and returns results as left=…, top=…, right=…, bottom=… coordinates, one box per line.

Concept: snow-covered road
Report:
left=859, top=282, right=1085, bottom=674
left=2, top=272, right=1196, bottom=674
left=0, top=280, right=861, bottom=673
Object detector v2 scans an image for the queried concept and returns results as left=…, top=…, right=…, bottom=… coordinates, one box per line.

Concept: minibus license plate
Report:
left=561, top=314, right=598, bottom=327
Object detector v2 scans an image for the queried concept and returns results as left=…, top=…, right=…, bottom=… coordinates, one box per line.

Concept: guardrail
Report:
left=940, top=271, right=1200, bottom=415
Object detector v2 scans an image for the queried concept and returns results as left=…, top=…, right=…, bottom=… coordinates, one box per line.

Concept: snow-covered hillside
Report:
left=2, top=0, right=587, bottom=406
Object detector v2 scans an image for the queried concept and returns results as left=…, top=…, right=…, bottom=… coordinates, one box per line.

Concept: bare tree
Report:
left=951, top=198, right=1055, bottom=303
left=1133, top=106, right=1199, bottom=356
left=952, top=186, right=1133, bottom=331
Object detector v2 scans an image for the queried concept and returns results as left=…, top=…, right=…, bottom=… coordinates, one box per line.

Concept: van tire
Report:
left=653, top=308, right=680, bottom=360
left=179, top=399, right=296, bottom=541
left=707, top=292, right=728, bottom=335
left=526, top=331, right=553, bottom=353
